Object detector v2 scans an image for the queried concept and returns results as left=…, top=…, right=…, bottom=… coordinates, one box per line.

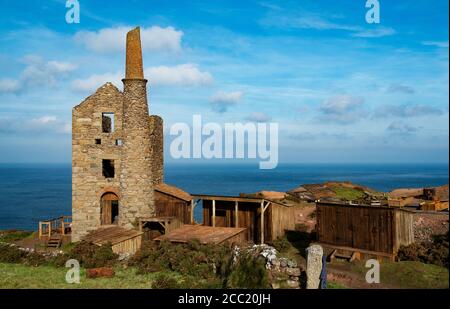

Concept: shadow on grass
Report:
left=285, top=230, right=316, bottom=259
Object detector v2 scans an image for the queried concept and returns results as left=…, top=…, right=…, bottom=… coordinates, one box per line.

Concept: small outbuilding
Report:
left=192, top=194, right=296, bottom=244
left=316, top=201, right=415, bottom=260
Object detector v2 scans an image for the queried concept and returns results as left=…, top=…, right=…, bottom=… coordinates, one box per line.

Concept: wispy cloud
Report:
left=318, top=95, right=365, bottom=124
left=0, top=115, right=70, bottom=135
left=209, top=91, right=243, bottom=113
left=245, top=112, right=272, bottom=122
left=386, top=121, right=419, bottom=139
left=0, top=55, right=77, bottom=94
left=386, top=83, right=415, bottom=94
left=259, top=8, right=395, bottom=38
left=374, top=104, right=443, bottom=118
left=71, top=72, right=122, bottom=93
left=422, top=41, right=449, bottom=48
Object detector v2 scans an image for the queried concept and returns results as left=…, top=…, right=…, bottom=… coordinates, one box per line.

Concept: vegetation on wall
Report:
left=398, top=232, right=449, bottom=268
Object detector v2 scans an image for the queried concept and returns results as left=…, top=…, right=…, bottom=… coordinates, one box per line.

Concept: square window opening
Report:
left=115, top=139, right=123, bottom=146
left=95, top=139, right=101, bottom=145
left=102, top=113, right=115, bottom=133
left=102, top=159, right=115, bottom=178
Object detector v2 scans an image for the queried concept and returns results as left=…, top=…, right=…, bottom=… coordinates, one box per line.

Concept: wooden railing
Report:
left=38, top=216, right=72, bottom=238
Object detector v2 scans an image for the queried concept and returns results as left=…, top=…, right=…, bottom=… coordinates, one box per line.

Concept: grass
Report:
left=0, top=231, right=34, bottom=243
left=331, top=186, right=365, bottom=201
left=0, top=263, right=175, bottom=289
left=333, top=260, right=449, bottom=289
left=379, top=261, right=449, bottom=289
left=326, top=281, right=349, bottom=289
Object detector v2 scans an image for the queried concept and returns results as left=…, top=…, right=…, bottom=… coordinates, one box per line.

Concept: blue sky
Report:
left=0, top=0, right=448, bottom=164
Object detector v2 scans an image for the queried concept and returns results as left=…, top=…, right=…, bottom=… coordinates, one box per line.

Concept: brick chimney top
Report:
left=125, top=27, right=144, bottom=79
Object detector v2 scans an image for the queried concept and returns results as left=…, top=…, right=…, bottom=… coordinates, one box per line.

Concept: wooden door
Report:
left=101, top=193, right=118, bottom=225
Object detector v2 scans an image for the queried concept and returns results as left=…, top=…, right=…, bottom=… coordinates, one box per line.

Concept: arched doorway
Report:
left=101, top=192, right=119, bottom=225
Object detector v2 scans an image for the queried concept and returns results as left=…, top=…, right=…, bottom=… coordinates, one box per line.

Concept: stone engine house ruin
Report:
left=71, top=27, right=163, bottom=241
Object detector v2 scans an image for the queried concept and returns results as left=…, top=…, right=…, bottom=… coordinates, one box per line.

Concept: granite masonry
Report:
left=71, top=27, right=163, bottom=241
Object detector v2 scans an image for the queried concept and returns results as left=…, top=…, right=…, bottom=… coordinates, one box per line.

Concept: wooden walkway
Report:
left=154, top=224, right=247, bottom=245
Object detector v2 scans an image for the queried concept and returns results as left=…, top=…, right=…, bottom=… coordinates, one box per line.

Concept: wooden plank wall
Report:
left=155, top=191, right=191, bottom=224
left=111, top=235, right=142, bottom=255
left=270, top=203, right=296, bottom=240
left=203, top=201, right=262, bottom=242
left=203, top=201, right=295, bottom=243
left=394, top=210, right=415, bottom=251
left=317, top=203, right=399, bottom=254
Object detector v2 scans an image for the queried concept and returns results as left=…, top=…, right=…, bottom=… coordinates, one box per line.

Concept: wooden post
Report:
left=235, top=201, right=239, bottom=228
left=48, top=222, right=51, bottom=238
left=260, top=200, right=264, bottom=244
left=190, top=199, right=195, bottom=224
left=61, top=217, right=65, bottom=235
left=38, top=222, right=42, bottom=238
left=212, top=200, right=216, bottom=227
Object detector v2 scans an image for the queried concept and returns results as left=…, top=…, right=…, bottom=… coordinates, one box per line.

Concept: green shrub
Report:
left=131, top=240, right=233, bottom=285
left=67, top=241, right=118, bottom=268
left=152, top=273, right=181, bottom=289
left=270, top=237, right=291, bottom=253
left=226, top=252, right=270, bottom=289
left=0, top=244, right=26, bottom=263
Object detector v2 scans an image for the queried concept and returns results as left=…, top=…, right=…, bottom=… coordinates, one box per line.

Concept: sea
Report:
left=0, top=163, right=448, bottom=231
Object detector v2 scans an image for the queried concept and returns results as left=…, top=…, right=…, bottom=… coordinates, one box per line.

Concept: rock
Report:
left=285, top=267, right=301, bottom=277
left=286, top=279, right=300, bottom=289
left=271, top=282, right=281, bottom=289
left=306, top=244, right=323, bottom=289
left=86, top=267, right=115, bottom=279
left=279, top=258, right=288, bottom=267
left=287, top=259, right=297, bottom=268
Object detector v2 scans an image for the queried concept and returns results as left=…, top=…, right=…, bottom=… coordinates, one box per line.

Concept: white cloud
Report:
left=74, top=26, right=183, bottom=53
left=0, top=78, right=21, bottom=93
left=352, top=26, right=396, bottom=38
left=71, top=72, right=122, bottom=93
left=0, top=56, right=77, bottom=94
left=0, top=115, right=70, bottom=135
left=318, top=95, right=365, bottom=124
left=245, top=112, right=272, bottom=122
left=71, top=63, right=212, bottom=92
left=145, top=64, right=213, bottom=86
left=209, top=91, right=243, bottom=113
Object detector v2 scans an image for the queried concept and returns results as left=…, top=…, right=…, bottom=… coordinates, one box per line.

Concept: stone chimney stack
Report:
left=120, top=27, right=155, bottom=228
left=125, top=27, right=144, bottom=79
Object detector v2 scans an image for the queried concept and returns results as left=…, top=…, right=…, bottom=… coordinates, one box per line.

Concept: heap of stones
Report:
left=234, top=244, right=303, bottom=289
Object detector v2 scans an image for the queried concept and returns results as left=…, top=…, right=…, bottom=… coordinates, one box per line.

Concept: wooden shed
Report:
left=155, top=183, right=192, bottom=224
left=192, top=194, right=296, bottom=244
left=316, top=201, right=415, bottom=260
left=82, top=226, right=143, bottom=255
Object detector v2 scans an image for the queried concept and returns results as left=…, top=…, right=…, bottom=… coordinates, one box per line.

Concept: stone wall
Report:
left=72, top=83, right=124, bottom=241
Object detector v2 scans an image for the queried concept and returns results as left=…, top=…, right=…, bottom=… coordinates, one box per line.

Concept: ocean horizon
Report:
left=0, top=162, right=448, bottom=231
